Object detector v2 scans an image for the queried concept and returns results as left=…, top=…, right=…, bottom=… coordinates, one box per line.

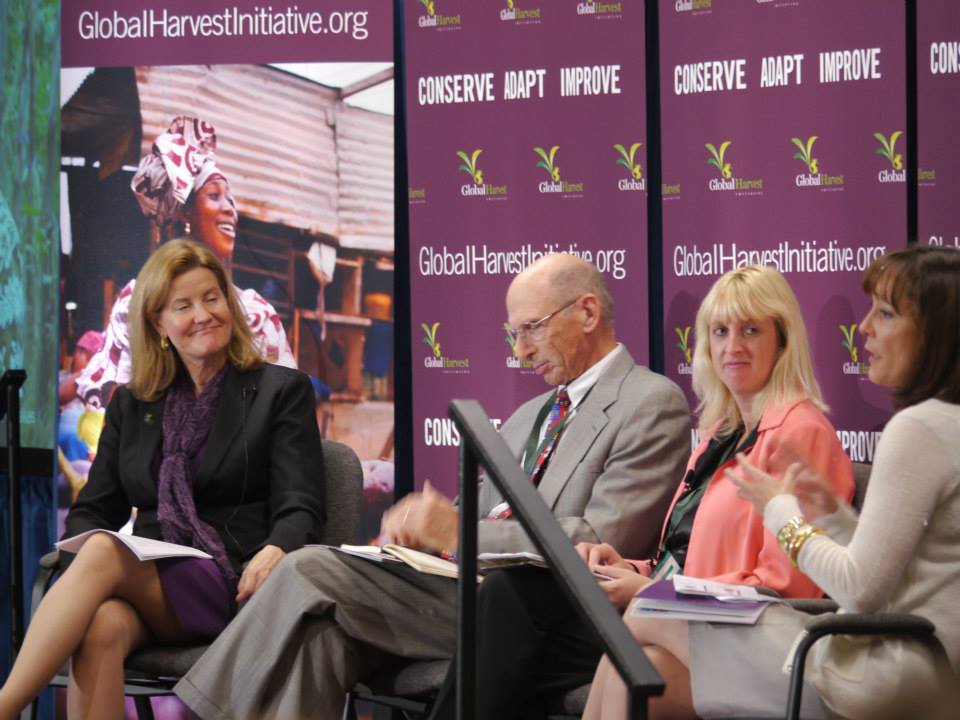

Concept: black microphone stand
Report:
left=2, top=369, right=28, bottom=663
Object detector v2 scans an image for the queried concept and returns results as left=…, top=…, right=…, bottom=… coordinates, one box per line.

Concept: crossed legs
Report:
left=583, top=617, right=697, bottom=720
left=0, top=533, right=184, bottom=720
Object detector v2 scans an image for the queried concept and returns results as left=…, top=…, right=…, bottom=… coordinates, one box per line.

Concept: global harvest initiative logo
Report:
left=534, top=145, right=585, bottom=195
left=840, top=323, right=869, bottom=376
left=875, top=131, right=905, bottom=183
left=421, top=322, right=470, bottom=372
left=675, top=326, right=693, bottom=375
left=500, top=0, right=542, bottom=23
left=614, top=142, right=645, bottom=191
left=416, top=0, right=461, bottom=28
left=675, top=0, right=713, bottom=13
left=503, top=323, right=534, bottom=370
left=705, top=141, right=763, bottom=194
left=457, top=149, right=507, bottom=198
left=576, top=0, right=624, bottom=17
left=792, top=136, right=844, bottom=189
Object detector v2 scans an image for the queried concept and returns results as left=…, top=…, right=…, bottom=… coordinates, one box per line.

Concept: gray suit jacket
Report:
left=476, top=347, right=690, bottom=559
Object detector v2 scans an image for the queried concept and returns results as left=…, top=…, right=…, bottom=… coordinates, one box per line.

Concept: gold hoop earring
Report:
left=160, top=336, right=170, bottom=350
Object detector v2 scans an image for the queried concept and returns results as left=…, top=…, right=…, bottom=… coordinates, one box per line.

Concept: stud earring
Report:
left=184, top=220, right=192, bottom=236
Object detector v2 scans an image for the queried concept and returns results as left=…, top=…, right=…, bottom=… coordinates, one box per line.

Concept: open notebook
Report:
left=56, top=529, right=212, bottom=561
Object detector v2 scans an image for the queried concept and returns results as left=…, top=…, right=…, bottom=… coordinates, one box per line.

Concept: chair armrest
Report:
left=786, top=612, right=949, bottom=720
left=783, top=598, right=839, bottom=615
left=803, top=611, right=934, bottom=638
left=30, top=549, right=62, bottom=620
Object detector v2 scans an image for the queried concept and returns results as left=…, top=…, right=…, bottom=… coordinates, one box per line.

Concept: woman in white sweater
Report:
left=584, top=244, right=960, bottom=720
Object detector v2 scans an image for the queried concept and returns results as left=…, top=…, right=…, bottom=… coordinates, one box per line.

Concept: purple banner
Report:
left=660, top=0, right=905, bottom=462
left=405, top=0, right=646, bottom=496
left=62, top=0, right=391, bottom=67
left=918, top=0, right=960, bottom=249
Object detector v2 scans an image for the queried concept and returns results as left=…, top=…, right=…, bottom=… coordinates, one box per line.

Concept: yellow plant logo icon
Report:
left=506, top=0, right=515, bottom=8
left=791, top=136, right=819, bottom=174
left=456, top=149, right=484, bottom=185
left=706, top=141, right=732, bottom=179
left=614, top=142, right=643, bottom=179
left=503, top=323, right=519, bottom=357
left=421, top=322, right=441, bottom=357
left=418, top=0, right=436, bottom=17
left=874, top=131, right=903, bottom=170
left=840, top=324, right=858, bottom=363
left=675, top=326, right=692, bottom=364
left=533, top=145, right=561, bottom=181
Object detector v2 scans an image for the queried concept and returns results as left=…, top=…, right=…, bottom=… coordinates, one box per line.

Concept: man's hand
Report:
left=575, top=541, right=632, bottom=571
left=596, top=565, right=653, bottom=610
left=236, top=544, right=285, bottom=602
left=380, top=481, right=459, bottom=553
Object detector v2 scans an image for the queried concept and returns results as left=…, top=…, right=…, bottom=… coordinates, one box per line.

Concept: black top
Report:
left=64, top=363, right=326, bottom=574
left=656, top=423, right=758, bottom=573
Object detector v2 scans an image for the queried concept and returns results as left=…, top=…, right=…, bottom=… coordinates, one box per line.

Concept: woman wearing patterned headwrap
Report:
left=75, top=116, right=296, bottom=413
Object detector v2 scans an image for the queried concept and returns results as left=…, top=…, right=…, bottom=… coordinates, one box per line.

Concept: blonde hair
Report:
left=127, top=238, right=262, bottom=401
left=692, top=265, right=825, bottom=435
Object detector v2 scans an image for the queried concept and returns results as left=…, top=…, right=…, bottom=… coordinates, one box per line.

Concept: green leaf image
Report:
left=839, top=324, right=858, bottom=363
left=533, top=145, right=560, bottom=177
left=705, top=141, right=731, bottom=173
left=420, top=322, right=441, bottom=356
left=674, top=326, right=692, bottom=363
left=614, top=143, right=643, bottom=175
left=790, top=137, right=808, bottom=158
left=874, top=131, right=903, bottom=166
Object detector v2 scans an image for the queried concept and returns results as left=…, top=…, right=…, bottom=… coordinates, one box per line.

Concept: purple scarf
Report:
left=157, top=366, right=236, bottom=584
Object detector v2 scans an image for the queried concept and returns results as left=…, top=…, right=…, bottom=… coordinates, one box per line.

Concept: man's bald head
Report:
left=505, top=253, right=617, bottom=385
left=509, top=253, right=614, bottom=327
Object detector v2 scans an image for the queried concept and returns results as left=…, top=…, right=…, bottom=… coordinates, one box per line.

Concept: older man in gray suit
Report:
left=176, top=253, right=689, bottom=720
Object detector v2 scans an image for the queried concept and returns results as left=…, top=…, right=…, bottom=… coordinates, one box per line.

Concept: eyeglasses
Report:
left=505, top=297, right=580, bottom=344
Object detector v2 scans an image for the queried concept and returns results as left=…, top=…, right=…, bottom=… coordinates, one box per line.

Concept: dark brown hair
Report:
left=863, top=244, right=960, bottom=408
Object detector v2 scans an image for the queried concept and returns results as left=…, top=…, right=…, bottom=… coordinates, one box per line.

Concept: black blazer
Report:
left=65, top=363, right=326, bottom=574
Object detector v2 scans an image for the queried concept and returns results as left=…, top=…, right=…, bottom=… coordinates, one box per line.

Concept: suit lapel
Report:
left=537, top=350, right=632, bottom=509
left=197, top=364, right=259, bottom=488
left=132, top=395, right=165, bottom=497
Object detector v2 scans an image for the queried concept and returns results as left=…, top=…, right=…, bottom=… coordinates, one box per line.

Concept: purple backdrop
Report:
left=918, top=0, right=960, bottom=249
left=404, top=0, right=648, bottom=497
left=660, top=0, right=906, bottom=461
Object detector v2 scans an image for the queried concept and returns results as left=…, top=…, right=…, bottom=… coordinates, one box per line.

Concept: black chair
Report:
left=23, top=439, right=364, bottom=720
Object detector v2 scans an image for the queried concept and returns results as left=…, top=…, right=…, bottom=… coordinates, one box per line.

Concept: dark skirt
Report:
left=156, top=557, right=237, bottom=642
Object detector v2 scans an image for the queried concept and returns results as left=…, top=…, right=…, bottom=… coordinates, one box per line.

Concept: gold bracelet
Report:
left=776, top=516, right=824, bottom=568
left=787, top=524, right=824, bottom=567
left=776, top=516, right=806, bottom=552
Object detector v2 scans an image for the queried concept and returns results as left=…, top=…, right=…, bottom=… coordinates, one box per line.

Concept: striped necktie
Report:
left=486, top=388, right=572, bottom=520
left=527, top=387, right=572, bottom=486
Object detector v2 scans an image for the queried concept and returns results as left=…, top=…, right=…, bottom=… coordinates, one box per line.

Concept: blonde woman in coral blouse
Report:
left=580, top=265, right=854, bottom=719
